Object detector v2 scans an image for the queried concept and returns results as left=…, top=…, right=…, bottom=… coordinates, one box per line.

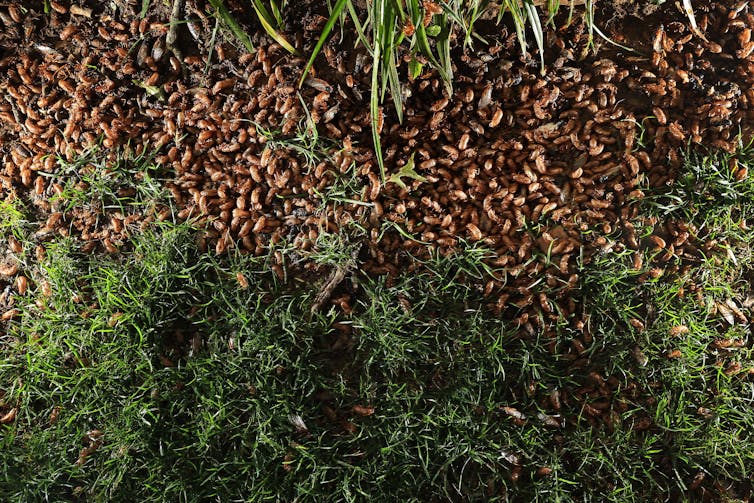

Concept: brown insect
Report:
left=15, top=275, right=28, bottom=295
left=351, top=405, right=375, bottom=417
left=212, top=78, right=236, bottom=95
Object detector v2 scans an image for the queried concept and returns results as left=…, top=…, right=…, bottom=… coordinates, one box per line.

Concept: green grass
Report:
left=3, top=142, right=754, bottom=501
left=48, top=145, right=168, bottom=215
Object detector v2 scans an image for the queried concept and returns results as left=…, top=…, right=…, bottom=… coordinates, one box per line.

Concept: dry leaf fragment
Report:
left=76, top=430, right=104, bottom=466
left=689, top=471, right=706, bottom=490
left=536, top=466, right=553, bottom=477
left=499, top=449, right=520, bottom=466
left=629, top=318, right=645, bottom=331
left=724, top=362, right=742, bottom=376
left=282, top=453, right=295, bottom=472
left=236, top=273, right=249, bottom=290
left=697, top=407, right=713, bottom=419
left=49, top=406, right=61, bottom=425
left=725, top=299, right=747, bottom=323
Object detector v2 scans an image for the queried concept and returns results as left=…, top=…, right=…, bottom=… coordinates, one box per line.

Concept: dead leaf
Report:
left=725, top=299, right=747, bottom=323
left=288, top=414, right=309, bottom=434
left=537, top=413, right=562, bottom=428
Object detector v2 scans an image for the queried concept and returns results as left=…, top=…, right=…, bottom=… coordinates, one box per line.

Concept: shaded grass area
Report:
left=1, top=145, right=754, bottom=501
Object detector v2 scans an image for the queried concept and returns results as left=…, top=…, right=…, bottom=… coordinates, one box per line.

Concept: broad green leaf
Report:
left=133, top=79, right=165, bottom=101
left=426, top=25, right=441, bottom=37
left=387, top=153, right=427, bottom=189
left=408, top=58, right=424, bottom=80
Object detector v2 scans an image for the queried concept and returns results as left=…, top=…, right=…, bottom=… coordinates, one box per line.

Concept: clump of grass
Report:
left=49, top=145, right=168, bottom=215
left=0, top=197, right=31, bottom=241
left=643, top=139, right=754, bottom=239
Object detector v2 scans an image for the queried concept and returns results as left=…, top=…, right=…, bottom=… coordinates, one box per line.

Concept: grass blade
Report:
left=371, top=0, right=385, bottom=183
left=592, top=24, right=636, bottom=53
left=436, top=13, right=454, bottom=94
left=502, top=0, right=527, bottom=56
left=523, top=1, right=545, bottom=75
left=682, top=0, right=707, bottom=41
left=252, top=0, right=300, bottom=56
left=346, top=0, right=373, bottom=53
left=207, top=0, right=254, bottom=53
left=269, top=0, right=284, bottom=28
left=414, top=20, right=451, bottom=87
left=298, top=0, right=348, bottom=87
left=386, top=45, right=404, bottom=123
left=584, top=0, right=594, bottom=50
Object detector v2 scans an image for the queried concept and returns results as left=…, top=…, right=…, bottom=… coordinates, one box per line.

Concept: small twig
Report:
left=310, top=265, right=349, bottom=315
left=310, top=247, right=361, bottom=315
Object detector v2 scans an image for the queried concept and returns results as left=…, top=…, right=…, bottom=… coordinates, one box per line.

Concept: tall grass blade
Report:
left=523, top=1, right=545, bottom=75
left=681, top=0, right=707, bottom=41
left=378, top=0, right=399, bottom=103
left=413, top=15, right=452, bottom=88
left=207, top=0, right=254, bottom=53
left=298, top=0, right=348, bottom=88
left=545, top=0, right=560, bottom=25
left=371, top=0, right=385, bottom=183
left=346, top=0, right=373, bottom=53
left=386, top=46, right=404, bottom=123
left=502, top=0, right=528, bottom=56
left=584, top=0, right=595, bottom=50
left=252, top=0, right=300, bottom=56
left=269, top=0, right=284, bottom=28
left=437, top=13, right=453, bottom=94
